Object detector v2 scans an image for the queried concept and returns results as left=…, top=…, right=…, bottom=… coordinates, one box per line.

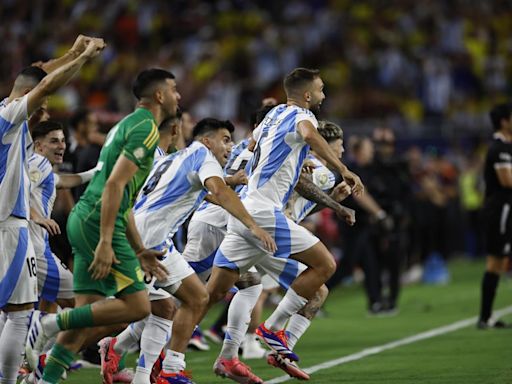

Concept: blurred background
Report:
left=3, top=0, right=512, bottom=312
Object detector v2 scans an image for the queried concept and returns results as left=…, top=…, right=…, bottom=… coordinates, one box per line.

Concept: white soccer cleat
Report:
left=25, top=311, right=58, bottom=371
left=242, top=334, right=267, bottom=360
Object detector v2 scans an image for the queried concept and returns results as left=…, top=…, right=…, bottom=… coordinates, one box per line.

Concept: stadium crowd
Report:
left=0, top=1, right=511, bottom=384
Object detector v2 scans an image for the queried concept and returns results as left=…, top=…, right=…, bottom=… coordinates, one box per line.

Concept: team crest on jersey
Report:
left=315, top=172, right=329, bottom=187
left=29, top=170, right=42, bottom=184
left=134, top=147, right=146, bottom=160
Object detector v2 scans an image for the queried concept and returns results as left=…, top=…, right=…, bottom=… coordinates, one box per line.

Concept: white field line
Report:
left=266, top=305, right=512, bottom=383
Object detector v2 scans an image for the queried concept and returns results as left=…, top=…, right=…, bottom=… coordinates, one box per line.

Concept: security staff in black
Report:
left=478, top=102, right=512, bottom=329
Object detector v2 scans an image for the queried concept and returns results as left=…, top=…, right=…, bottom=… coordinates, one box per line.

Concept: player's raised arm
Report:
left=32, top=35, right=92, bottom=74
left=26, top=38, right=106, bottom=117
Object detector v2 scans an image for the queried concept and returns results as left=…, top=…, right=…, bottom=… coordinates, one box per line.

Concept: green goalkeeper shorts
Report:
left=66, top=202, right=145, bottom=297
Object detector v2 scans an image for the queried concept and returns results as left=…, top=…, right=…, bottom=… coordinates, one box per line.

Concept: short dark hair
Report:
left=249, top=104, right=276, bottom=128
left=490, top=103, right=512, bottom=131
left=17, top=66, right=47, bottom=84
left=158, top=110, right=182, bottom=133
left=318, top=120, right=343, bottom=142
left=193, top=118, right=235, bottom=138
left=283, top=68, right=320, bottom=96
left=69, top=108, right=91, bottom=129
left=132, top=68, right=175, bottom=100
left=32, top=121, right=64, bottom=141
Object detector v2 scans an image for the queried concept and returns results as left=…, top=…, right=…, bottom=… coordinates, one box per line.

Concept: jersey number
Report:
left=142, top=156, right=174, bottom=195
left=26, top=256, right=37, bottom=278
left=251, top=129, right=270, bottom=173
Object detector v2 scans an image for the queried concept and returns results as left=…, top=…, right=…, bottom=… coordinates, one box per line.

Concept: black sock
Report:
left=479, top=271, right=500, bottom=322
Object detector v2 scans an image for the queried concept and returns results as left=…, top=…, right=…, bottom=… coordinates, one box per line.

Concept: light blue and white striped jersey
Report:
left=244, top=104, right=318, bottom=211
left=289, top=154, right=336, bottom=223
left=28, top=153, right=56, bottom=256
left=0, top=95, right=33, bottom=221
left=154, top=146, right=167, bottom=160
left=191, top=138, right=253, bottom=228
left=134, top=141, right=224, bottom=249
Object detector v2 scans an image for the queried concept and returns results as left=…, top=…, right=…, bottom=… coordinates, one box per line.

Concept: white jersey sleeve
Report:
left=198, top=151, right=224, bottom=186
left=0, top=95, right=32, bottom=221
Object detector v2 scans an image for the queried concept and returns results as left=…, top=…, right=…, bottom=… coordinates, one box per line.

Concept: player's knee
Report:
left=320, top=257, right=336, bottom=280
left=152, top=298, right=177, bottom=320
left=132, top=300, right=151, bottom=320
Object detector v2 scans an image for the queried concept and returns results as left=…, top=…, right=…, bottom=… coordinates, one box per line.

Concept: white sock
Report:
left=285, top=313, right=311, bottom=350
left=114, top=317, right=148, bottom=354
left=132, top=315, right=172, bottom=383
left=0, top=311, right=7, bottom=336
left=265, top=289, right=307, bottom=331
left=220, top=284, right=263, bottom=359
left=162, top=350, right=185, bottom=373
left=0, top=310, right=31, bottom=384
left=41, top=313, right=60, bottom=337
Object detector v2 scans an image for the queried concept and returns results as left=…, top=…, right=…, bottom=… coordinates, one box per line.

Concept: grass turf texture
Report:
left=62, top=259, right=511, bottom=383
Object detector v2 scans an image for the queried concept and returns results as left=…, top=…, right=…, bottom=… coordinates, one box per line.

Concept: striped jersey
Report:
left=155, top=146, right=167, bottom=160
left=288, top=154, right=336, bottom=223
left=190, top=138, right=253, bottom=228
left=0, top=95, right=33, bottom=221
left=243, top=104, right=318, bottom=211
left=28, top=153, right=56, bottom=255
left=134, top=141, right=224, bottom=249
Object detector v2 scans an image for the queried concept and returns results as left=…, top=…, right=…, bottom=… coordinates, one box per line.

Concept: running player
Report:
left=27, top=67, right=177, bottom=384
left=0, top=35, right=104, bottom=384
left=477, top=103, right=512, bottom=329
left=203, top=68, right=363, bottom=376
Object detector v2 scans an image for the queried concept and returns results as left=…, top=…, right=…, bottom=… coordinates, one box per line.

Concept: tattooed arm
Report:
left=294, top=173, right=355, bottom=225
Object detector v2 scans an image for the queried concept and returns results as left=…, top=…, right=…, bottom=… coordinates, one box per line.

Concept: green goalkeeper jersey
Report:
left=78, top=107, right=159, bottom=226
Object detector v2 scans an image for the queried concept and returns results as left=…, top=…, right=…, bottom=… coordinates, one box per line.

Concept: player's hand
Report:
left=228, top=170, right=248, bottom=186
left=90, top=240, right=120, bottom=280
left=70, top=35, right=92, bottom=55
left=137, top=248, right=168, bottom=282
left=330, top=181, right=352, bottom=202
left=81, top=38, right=106, bottom=60
left=342, top=170, right=364, bottom=197
left=335, top=206, right=356, bottom=226
left=302, top=160, right=316, bottom=174
left=34, top=217, right=61, bottom=236
left=251, top=226, right=277, bottom=253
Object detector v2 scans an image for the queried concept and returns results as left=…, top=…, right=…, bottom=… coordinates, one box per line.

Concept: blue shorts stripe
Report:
left=213, top=249, right=238, bottom=270
left=40, top=242, right=59, bottom=302
left=188, top=248, right=217, bottom=274
left=0, top=227, right=29, bottom=307
left=274, top=209, right=298, bottom=289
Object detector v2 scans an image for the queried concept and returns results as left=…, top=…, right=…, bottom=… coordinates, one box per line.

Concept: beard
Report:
left=309, top=102, right=322, bottom=118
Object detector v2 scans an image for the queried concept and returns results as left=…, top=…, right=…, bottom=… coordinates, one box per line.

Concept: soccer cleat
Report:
left=267, top=352, right=310, bottom=380
left=98, top=337, right=122, bottom=384
left=25, top=310, right=51, bottom=370
left=150, top=351, right=166, bottom=384
left=477, top=319, right=512, bottom=329
left=242, top=334, right=267, bottom=360
left=112, top=368, right=135, bottom=383
left=256, top=323, right=299, bottom=362
left=156, top=370, right=195, bottom=384
left=187, top=327, right=210, bottom=351
left=213, top=357, right=263, bottom=384
left=204, top=327, right=224, bottom=344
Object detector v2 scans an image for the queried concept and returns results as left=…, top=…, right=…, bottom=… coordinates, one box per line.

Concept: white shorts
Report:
left=215, top=208, right=318, bottom=290
left=37, top=246, right=73, bottom=302
left=183, top=221, right=226, bottom=283
left=0, top=217, right=38, bottom=307
left=147, top=242, right=195, bottom=301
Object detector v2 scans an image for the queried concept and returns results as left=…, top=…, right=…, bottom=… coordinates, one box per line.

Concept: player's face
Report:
left=160, top=79, right=181, bottom=118
left=329, top=138, right=344, bottom=159
left=37, top=130, right=66, bottom=165
left=308, top=77, right=325, bottom=113
left=206, top=128, right=232, bottom=167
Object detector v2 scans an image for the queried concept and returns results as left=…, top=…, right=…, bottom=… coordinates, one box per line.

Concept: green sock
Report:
left=57, top=304, right=94, bottom=330
left=42, top=343, right=75, bottom=383
left=118, top=352, right=128, bottom=371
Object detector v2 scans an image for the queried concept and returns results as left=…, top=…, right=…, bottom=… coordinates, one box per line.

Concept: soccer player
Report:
left=477, top=103, right=512, bottom=329
left=26, top=67, right=178, bottom=384
left=22, top=121, right=97, bottom=383
left=0, top=35, right=105, bottom=384
left=204, top=68, right=363, bottom=375
left=104, top=118, right=275, bottom=384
